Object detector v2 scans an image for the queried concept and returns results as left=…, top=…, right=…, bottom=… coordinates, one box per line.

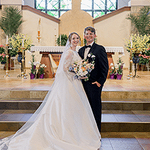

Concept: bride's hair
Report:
left=68, top=32, right=81, bottom=43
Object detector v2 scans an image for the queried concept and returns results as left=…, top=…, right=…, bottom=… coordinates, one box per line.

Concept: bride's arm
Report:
left=63, top=50, right=75, bottom=80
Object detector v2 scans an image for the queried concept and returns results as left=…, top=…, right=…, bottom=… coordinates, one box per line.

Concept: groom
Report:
left=78, top=26, right=108, bottom=132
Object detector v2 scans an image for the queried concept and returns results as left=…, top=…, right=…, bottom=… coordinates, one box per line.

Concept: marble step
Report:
left=0, top=99, right=150, bottom=110
left=0, top=110, right=150, bottom=132
left=0, top=90, right=150, bottom=99
left=0, top=99, right=43, bottom=110
left=102, top=98, right=150, bottom=110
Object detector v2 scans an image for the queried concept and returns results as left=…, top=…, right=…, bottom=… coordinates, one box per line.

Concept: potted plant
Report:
left=116, top=57, right=124, bottom=80
left=127, top=6, right=150, bottom=35
left=57, top=34, right=68, bottom=46
left=109, top=63, right=116, bottom=79
left=28, top=53, right=39, bottom=79
left=38, top=64, right=47, bottom=79
left=0, top=6, right=23, bottom=38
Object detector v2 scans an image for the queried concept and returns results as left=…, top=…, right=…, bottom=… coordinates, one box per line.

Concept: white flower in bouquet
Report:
left=69, top=53, right=95, bottom=81
left=91, top=55, right=95, bottom=58
left=88, top=53, right=91, bottom=57
left=110, top=63, right=113, bottom=66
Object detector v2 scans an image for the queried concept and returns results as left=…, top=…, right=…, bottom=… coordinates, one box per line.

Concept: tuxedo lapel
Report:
left=80, top=46, right=86, bottom=59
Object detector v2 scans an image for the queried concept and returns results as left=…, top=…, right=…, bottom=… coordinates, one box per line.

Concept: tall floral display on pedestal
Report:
left=125, top=34, right=150, bottom=77
left=9, top=34, right=33, bottom=77
left=126, top=6, right=150, bottom=77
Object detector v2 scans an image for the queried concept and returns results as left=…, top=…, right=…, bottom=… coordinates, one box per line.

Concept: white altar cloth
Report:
left=31, top=46, right=124, bottom=53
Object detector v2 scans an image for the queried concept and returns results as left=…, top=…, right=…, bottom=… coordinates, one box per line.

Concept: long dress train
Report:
left=0, top=49, right=101, bottom=150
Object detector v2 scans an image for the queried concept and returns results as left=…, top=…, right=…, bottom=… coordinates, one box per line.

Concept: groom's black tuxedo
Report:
left=78, top=42, right=108, bottom=132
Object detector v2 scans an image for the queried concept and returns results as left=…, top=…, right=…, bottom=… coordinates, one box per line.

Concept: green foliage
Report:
left=0, top=6, right=23, bottom=37
left=0, top=45, right=5, bottom=54
left=127, top=6, right=150, bottom=35
left=57, top=34, right=68, bottom=46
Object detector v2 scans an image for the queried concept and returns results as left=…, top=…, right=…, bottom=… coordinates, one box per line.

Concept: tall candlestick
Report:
left=60, top=35, right=61, bottom=46
left=130, top=37, right=132, bottom=48
left=6, top=35, right=8, bottom=45
left=22, top=39, right=24, bottom=47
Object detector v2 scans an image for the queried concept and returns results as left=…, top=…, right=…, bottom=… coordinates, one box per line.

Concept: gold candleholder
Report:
left=127, top=50, right=133, bottom=79
left=21, top=47, right=27, bottom=79
left=4, top=44, right=10, bottom=78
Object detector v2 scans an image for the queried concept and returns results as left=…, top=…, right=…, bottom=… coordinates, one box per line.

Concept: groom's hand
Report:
left=92, top=81, right=101, bottom=87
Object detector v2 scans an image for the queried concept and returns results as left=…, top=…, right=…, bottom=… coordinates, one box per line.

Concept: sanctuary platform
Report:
left=0, top=69, right=150, bottom=150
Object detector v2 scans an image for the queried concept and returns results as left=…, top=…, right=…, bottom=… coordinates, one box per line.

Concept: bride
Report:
left=0, top=32, right=101, bottom=150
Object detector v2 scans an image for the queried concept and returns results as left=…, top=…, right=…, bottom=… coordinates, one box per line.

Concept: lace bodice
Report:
left=63, top=49, right=81, bottom=80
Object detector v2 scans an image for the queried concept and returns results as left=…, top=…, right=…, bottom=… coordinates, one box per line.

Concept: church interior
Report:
left=0, top=0, right=150, bottom=149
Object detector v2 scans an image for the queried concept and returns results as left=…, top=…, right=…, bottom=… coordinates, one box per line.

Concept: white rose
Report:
left=88, top=54, right=91, bottom=57
left=110, top=63, right=114, bottom=66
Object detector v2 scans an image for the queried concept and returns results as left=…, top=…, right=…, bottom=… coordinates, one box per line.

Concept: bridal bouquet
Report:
left=69, top=53, right=95, bottom=81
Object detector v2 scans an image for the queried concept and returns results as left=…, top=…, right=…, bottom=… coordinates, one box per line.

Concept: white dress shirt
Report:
left=84, top=41, right=94, bottom=59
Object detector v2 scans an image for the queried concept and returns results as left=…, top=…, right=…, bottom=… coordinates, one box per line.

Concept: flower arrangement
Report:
left=138, top=48, right=150, bottom=65
left=0, top=45, right=5, bottom=54
left=28, top=53, right=39, bottom=78
left=69, top=53, right=95, bottom=81
left=9, top=34, right=32, bottom=56
left=116, top=57, right=124, bottom=75
left=38, top=64, right=46, bottom=75
left=109, top=63, right=116, bottom=75
left=125, top=34, right=150, bottom=53
left=0, top=53, right=6, bottom=63
left=0, top=45, right=6, bottom=63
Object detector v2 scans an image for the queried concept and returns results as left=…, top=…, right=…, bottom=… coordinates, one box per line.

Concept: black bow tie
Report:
left=85, top=45, right=92, bottom=48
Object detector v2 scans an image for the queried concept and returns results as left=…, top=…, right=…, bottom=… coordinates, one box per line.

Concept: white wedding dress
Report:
left=0, top=48, right=101, bottom=150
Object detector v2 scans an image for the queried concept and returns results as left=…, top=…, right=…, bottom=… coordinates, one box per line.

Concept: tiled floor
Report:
left=0, top=69, right=150, bottom=91
left=0, top=131, right=149, bottom=150
left=101, top=132, right=150, bottom=150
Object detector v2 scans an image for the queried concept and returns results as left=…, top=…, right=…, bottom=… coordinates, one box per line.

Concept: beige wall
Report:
left=131, top=0, right=150, bottom=6
left=94, top=10, right=131, bottom=68
left=1, top=0, right=22, bottom=5
left=22, top=10, right=58, bottom=47
left=21, top=9, right=59, bottom=67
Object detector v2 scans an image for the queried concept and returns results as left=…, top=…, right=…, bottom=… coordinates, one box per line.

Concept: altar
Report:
left=31, top=46, right=124, bottom=78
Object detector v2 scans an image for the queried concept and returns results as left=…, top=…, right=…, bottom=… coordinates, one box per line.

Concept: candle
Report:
left=130, top=37, right=132, bottom=48
left=38, top=31, right=40, bottom=36
left=60, top=35, right=61, bottom=46
left=6, top=35, right=8, bottom=45
left=22, top=39, right=24, bottom=47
